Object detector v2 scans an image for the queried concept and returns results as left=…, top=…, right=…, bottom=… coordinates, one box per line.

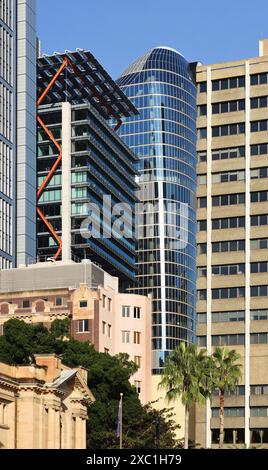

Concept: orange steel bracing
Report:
left=37, top=55, right=123, bottom=261
left=36, top=58, right=70, bottom=260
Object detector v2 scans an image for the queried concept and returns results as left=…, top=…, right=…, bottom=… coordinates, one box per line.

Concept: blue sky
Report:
left=37, top=0, right=268, bottom=79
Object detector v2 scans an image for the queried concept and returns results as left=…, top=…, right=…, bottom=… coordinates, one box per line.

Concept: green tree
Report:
left=0, top=319, right=180, bottom=448
left=211, top=347, right=242, bottom=449
left=50, top=318, right=71, bottom=339
left=158, top=342, right=211, bottom=449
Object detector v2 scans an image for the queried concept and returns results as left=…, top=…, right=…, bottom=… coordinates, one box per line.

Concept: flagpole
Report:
left=120, top=393, right=123, bottom=449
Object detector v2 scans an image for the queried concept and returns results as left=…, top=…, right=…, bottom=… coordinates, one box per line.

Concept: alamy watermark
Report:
left=79, top=195, right=190, bottom=250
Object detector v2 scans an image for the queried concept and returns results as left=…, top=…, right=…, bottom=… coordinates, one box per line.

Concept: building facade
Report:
left=0, top=260, right=152, bottom=404
left=36, top=51, right=138, bottom=287
left=116, top=47, right=197, bottom=372
left=0, top=0, right=36, bottom=268
left=196, top=39, right=268, bottom=448
left=0, top=354, right=94, bottom=449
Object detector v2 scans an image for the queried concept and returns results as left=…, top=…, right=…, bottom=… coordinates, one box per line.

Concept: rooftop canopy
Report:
left=37, top=49, right=138, bottom=121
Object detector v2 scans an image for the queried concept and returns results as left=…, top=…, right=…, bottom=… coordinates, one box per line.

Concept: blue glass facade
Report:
left=116, top=47, right=197, bottom=372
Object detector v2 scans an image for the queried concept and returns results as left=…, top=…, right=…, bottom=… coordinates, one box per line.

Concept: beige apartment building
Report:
left=195, top=39, right=268, bottom=448
left=0, top=260, right=152, bottom=404
left=0, top=354, right=94, bottom=449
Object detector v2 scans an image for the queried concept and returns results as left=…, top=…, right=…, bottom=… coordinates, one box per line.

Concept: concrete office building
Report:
left=0, top=1, right=36, bottom=268
left=36, top=51, right=138, bottom=287
left=196, top=39, right=268, bottom=448
left=0, top=260, right=152, bottom=404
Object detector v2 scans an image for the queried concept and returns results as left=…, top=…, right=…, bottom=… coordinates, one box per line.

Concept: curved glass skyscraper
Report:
left=116, top=47, right=197, bottom=373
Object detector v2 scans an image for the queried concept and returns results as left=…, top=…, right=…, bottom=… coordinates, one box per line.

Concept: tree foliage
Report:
left=0, top=319, right=180, bottom=448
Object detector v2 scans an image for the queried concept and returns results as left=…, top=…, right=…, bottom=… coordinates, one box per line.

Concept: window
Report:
left=197, top=243, right=207, bottom=255
left=251, top=96, right=268, bottom=109
left=197, top=151, right=207, bottom=162
left=212, top=334, right=245, bottom=346
left=212, top=311, right=245, bottom=323
left=212, top=429, right=245, bottom=445
left=104, top=348, right=109, bottom=354
left=212, top=217, right=245, bottom=230
left=212, top=76, right=245, bottom=90
left=212, top=123, right=245, bottom=137
left=212, top=287, right=245, bottom=299
left=198, top=128, right=207, bottom=139
left=251, top=407, right=268, bottom=417
left=212, top=264, right=245, bottom=276
left=251, top=214, right=268, bottom=226
left=212, top=99, right=245, bottom=114
left=251, top=262, right=268, bottom=273
left=55, top=297, right=62, bottom=306
left=251, top=143, right=268, bottom=156
left=251, top=167, right=268, bottom=179
left=212, top=194, right=245, bottom=206
left=199, top=82, right=207, bottom=93
left=198, top=267, right=207, bottom=277
left=198, top=220, right=207, bottom=231
left=102, top=295, right=106, bottom=309
left=122, top=306, right=130, bottom=317
left=134, top=331, right=141, bottom=344
left=107, top=324, right=111, bottom=338
left=134, top=380, right=141, bottom=394
left=251, top=238, right=268, bottom=250
left=108, top=298, right=111, bottom=311
left=198, top=290, right=207, bottom=301
left=251, top=310, right=268, bottom=321
left=251, top=191, right=268, bottom=203
left=198, top=336, right=207, bottom=347
left=22, top=300, right=30, bottom=308
left=79, top=300, right=87, bottom=308
left=212, top=240, right=245, bottom=253
left=251, top=385, right=268, bottom=395
left=251, top=73, right=268, bottom=85
left=251, top=333, right=268, bottom=344
left=102, top=321, right=106, bottom=335
left=197, top=313, right=207, bottom=324
left=212, top=407, right=245, bottom=417
left=198, top=197, right=207, bottom=208
left=198, top=174, right=207, bottom=185
left=212, top=146, right=245, bottom=160
left=77, top=319, right=89, bottom=333
left=134, top=307, right=141, bottom=319
left=198, top=104, right=207, bottom=116
left=134, top=356, right=141, bottom=367
left=212, top=170, right=245, bottom=183
left=122, top=330, right=130, bottom=343
left=251, top=120, right=268, bottom=132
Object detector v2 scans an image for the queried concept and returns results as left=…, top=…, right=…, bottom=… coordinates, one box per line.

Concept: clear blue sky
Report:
left=37, top=0, right=268, bottom=79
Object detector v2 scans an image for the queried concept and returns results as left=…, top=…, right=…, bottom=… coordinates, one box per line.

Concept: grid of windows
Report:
left=212, top=240, right=245, bottom=252
left=212, top=170, right=245, bottom=183
left=117, top=48, right=197, bottom=372
left=251, top=143, right=268, bottom=156
left=212, top=99, right=245, bottom=114
left=251, top=238, right=268, bottom=250
left=212, top=287, right=245, bottom=299
left=212, top=334, right=245, bottom=346
left=212, top=123, right=245, bottom=137
left=212, top=217, right=245, bottom=230
left=212, top=76, right=245, bottom=90
left=212, top=194, right=245, bottom=206
left=251, top=73, right=268, bottom=85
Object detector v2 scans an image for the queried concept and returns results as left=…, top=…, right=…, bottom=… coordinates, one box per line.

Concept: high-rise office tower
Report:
left=116, top=47, right=197, bottom=372
left=195, top=39, right=268, bottom=448
left=36, top=51, right=138, bottom=285
left=0, top=1, right=36, bottom=268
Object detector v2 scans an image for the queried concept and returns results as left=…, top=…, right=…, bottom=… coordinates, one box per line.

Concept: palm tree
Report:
left=212, top=347, right=242, bottom=449
left=158, top=342, right=212, bottom=449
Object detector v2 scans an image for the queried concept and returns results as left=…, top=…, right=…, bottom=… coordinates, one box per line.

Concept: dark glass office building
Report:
left=36, top=50, right=138, bottom=285
left=116, top=47, right=197, bottom=372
